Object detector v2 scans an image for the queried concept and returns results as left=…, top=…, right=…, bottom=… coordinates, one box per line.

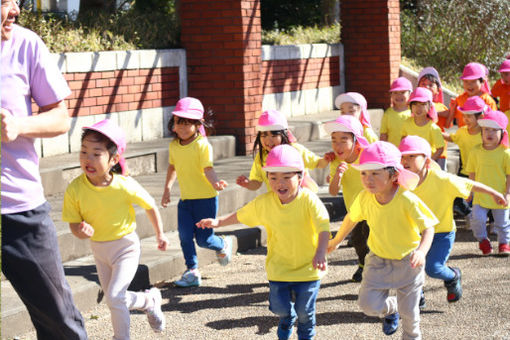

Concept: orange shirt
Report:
left=454, top=92, right=497, bottom=127
left=492, top=79, right=510, bottom=112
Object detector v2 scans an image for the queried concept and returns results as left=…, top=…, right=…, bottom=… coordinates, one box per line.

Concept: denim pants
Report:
left=178, top=196, right=224, bottom=269
left=425, top=232, right=456, bottom=282
left=1, top=202, right=88, bottom=340
left=268, top=280, right=321, bottom=340
left=470, top=204, right=510, bottom=244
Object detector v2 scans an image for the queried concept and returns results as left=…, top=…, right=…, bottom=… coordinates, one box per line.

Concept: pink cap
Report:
left=478, top=110, right=509, bottom=147
left=334, top=92, right=372, bottom=128
left=323, top=115, right=369, bottom=148
left=389, top=77, right=413, bottom=92
left=172, top=97, right=204, bottom=120
left=499, top=59, right=510, bottom=73
left=352, top=141, right=420, bottom=190
left=460, top=62, right=491, bottom=94
left=458, top=96, right=489, bottom=115
left=83, top=119, right=128, bottom=175
left=256, top=109, right=288, bottom=131
left=418, top=66, right=444, bottom=104
left=408, top=87, right=438, bottom=122
left=399, top=135, right=432, bottom=159
left=262, top=144, right=304, bottom=173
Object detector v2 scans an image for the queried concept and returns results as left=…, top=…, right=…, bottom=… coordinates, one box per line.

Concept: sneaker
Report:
left=419, top=289, right=426, bottom=310
left=351, top=265, right=363, bottom=282
left=145, top=287, right=165, bottom=332
left=479, top=239, right=493, bottom=255
left=216, top=236, right=233, bottom=266
left=382, top=312, right=399, bottom=336
left=174, top=269, right=201, bottom=287
left=444, top=267, right=462, bottom=303
left=498, top=243, right=510, bottom=256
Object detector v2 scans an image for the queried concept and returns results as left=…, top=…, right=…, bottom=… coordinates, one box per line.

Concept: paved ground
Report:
left=19, top=221, right=510, bottom=340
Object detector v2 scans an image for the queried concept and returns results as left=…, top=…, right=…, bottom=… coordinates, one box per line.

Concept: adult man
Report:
left=1, top=0, right=88, bottom=338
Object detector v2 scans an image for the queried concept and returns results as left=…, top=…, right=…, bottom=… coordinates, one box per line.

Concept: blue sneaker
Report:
left=445, top=267, right=462, bottom=302
left=382, top=312, right=399, bottom=335
left=217, top=236, right=233, bottom=266
left=174, top=269, right=201, bottom=287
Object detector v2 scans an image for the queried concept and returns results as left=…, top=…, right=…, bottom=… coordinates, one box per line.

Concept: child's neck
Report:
left=413, top=115, right=429, bottom=126
left=86, top=172, right=113, bottom=187
left=416, top=167, right=429, bottom=187
left=392, top=103, right=408, bottom=112
left=467, top=125, right=481, bottom=135
left=179, top=133, right=198, bottom=146
left=375, top=184, right=399, bottom=205
left=483, top=142, right=499, bottom=151
left=344, top=148, right=361, bottom=164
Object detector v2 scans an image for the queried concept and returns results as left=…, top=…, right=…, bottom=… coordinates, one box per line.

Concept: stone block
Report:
left=65, top=52, right=94, bottom=73
left=91, top=51, right=118, bottom=72
left=118, top=110, right=143, bottom=143
left=68, top=115, right=96, bottom=153
left=116, top=50, right=140, bottom=70
left=41, top=131, right=69, bottom=157
left=142, top=107, right=164, bottom=141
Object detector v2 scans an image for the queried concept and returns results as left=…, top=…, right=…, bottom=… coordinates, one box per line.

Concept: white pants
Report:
left=358, top=252, right=424, bottom=340
left=91, top=232, right=149, bottom=340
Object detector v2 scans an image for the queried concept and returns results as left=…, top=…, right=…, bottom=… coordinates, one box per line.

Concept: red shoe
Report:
left=498, top=243, right=510, bottom=256
left=479, top=239, right=493, bottom=255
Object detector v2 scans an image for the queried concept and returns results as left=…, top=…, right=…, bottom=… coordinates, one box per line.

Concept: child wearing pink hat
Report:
left=328, top=141, right=437, bottom=339
left=401, top=87, right=446, bottom=166
left=491, top=57, right=510, bottom=127
left=466, top=110, right=510, bottom=255
left=324, top=115, right=371, bottom=282
left=236, top=109, right=330, bottom=193
left=380, top=77, right=412, bottom=147
left=63, top=119, right=170, bottom=338
left=335, top=92, right=379, bottom=143
left=198, top=144, right=330, bottom=340
left=448, top=62, right=497, bottom=128
left=399, top=136, right=505, bottom=308
left=162, top=97, right=233, bottom=287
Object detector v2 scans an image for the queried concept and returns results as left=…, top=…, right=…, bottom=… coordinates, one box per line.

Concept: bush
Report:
left=262, top=23, right=340, bottom=45
left=401, top=0, right=510, bottom=86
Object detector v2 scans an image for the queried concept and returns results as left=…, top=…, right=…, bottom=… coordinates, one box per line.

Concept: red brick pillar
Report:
left=180, top=0, right=262, bottom=155
left=340, top=0, right=401, bottom=108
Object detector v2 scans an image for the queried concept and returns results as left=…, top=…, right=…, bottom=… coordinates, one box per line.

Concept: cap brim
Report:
left=478, top=120, right=503, bottom=129
left=323, top=122, right=353, bottom=135
left=263, top=166, right=303, bottom=173
left=351, top=162, right=387, bottom=171
left=458, top=109, right=482, bottom=115
left=389, top=87, right=411, bottom=92
left=335, top=93, right=356, bottom=109
left=172, top=111, right=203, bottom=120
left=257, top=124, right=287, bottom=131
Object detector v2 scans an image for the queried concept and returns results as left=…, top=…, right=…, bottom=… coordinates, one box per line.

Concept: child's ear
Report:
left=425, top=158, right=432, bottom=168
left=111, top=153, right=120, bottom=166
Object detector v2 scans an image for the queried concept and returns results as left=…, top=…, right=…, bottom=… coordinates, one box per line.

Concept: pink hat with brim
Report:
left=323, top=115, right=369, bottom=148
left=460, top=62, right=491, bottom=94
left=83, top=119, right=128, bottom=175
left=262, top=144, right=304, bottom=173
left=335, top=92, right=372, bottom=129
left=389, top=77, right=413, bottom=92
left=256, top=109, right=297, bottom=143
left=458, top=96, right=489, bottom=115
left=418, top=66, right=444, bottom=104
left=399, top=135, right=432, bottom=159
left=478, top=110, right=509, bottom=147
left=408, top=87, right=438, bottom=122
left=352, top=141, right=420, bottom=190
left=499, top=59, right=510, bottom=73
left=172, top=97, right=204, bottom=120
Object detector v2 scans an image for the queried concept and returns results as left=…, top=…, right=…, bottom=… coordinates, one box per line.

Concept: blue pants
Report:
left=178, top=197, right=225, bottom=269
left=1, top=202, right=88, bottom=340
left=471, top=205, right=510, bottom=244
left=425, top=231, right=455, bottom=282
left=268, top=280, right=321, bottom=340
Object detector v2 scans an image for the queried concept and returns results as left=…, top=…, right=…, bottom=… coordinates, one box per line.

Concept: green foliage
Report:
left=401, top=0, right=510, bottom=86
left=262, top=23, right=340, bottom=45
left=261, top=0, right=323, bottom=30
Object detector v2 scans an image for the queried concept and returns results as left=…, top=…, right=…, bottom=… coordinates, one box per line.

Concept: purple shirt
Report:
left=1, top=24, right=71, bottom=214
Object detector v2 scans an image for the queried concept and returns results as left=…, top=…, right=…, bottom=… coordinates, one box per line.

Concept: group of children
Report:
left=60, top=57, right=510, bottom=340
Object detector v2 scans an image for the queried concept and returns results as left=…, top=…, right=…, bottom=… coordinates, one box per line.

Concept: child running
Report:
left=466, top=110, right=510, bottom=255
left=335, top=92, right=379, bottom=143
left=401, top=87, right=445, bottom=163
left=198, top=144, right=330, bottom=340
left=328, top=141, right=437, bottom=339
left=161, top=97, right=233, bottom=287
left=62, top=119, right=169, bottom=339
left=491, top=57, right=510, bottom=133
left=325, top=115, right=371, bottom=282
left=380, top=77, right=413, bottom=147
left=399, top=136, right=506, bottom=308
left=236, top=109, right=329, bottom=192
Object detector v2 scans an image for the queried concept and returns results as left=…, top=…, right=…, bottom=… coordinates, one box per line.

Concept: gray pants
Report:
left=358, top=252, right=424, bottom=340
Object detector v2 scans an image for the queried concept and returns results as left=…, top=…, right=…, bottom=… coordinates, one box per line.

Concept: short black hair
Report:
left=81, top=129, right=122, bottom=174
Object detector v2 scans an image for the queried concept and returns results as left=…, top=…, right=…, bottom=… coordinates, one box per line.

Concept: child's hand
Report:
left=313, top=251, right=327, bottom=271
left=327, top=239, right=340, bottom=254
left=78, top=221, right=94, bottom=238
left=236, top=175, right=249, bottom=188
left=196, top=218, right=219, bottom=229
left=156, top=234, right=169, bottom=251
left=161, top=189, right=171, bottom=208
left=410, top=249, right=425, bottom=268
left=335, top=162, right=348, bottom=176
left=491, top=192, right=508, bottom=206
left=213, top=180, right=228, bottom=191
left=466, top=193, right=473, bottom=203
left=1, top=108, right=20, bottom=142
left=324, top=151, right=336, bottom=162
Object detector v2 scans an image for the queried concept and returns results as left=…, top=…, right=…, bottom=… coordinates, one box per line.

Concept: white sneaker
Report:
left=216, top=236, right=233, bottom=266
left=174, top=269, right=201, bottom=287
left=145, top=287, right=165, bottom=332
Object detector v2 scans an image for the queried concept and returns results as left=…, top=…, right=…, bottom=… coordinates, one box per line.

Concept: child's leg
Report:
left=470, top=204, right=490, bottom=241
left=424, top=232, right=456, bottom=281
left=351, top=220, right=370, bottom=265
left=293, top=280, right=321, bottom=340
left=268, top=281, right=297, bottom=340
left=491, top=208, right=510, bottom=244
left=192, top=197, right=224, bottom=252
left=177, top=199, right=200, bottom=269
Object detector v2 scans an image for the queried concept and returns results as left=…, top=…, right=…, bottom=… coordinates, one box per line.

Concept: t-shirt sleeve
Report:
left=125, top=177, right=156, bottom=209
left=432, top=125, right=445, bottom=148
left=347, top=191, right=365, bottom=223
left=168, top=143, right=174, bottom=165
left=309, top=194, right=330, bottom=233
left=401, top=121, right=409, bottom=138
left=237, top=196, right=262, bottom=227
left=199, top=140, right=214, bottom=169
left=249, top=153, right=265, bottom=182
left=406, top=194, right=438, bottom=233
left=465, top=149, right=477, bottom=174
left=504, top=150, right=510, bottom=175
left=294, top=143, right=321, bottom=169
left=62, top=185, right=82, bottom=223
left=380, top=110, right=389, bottom=134
left=445, top=172, right=474, bottom=199
left=450, top=129, right=460, bottom=144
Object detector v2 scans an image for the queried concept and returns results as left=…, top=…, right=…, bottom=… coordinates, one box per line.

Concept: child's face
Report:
left=401, top=154, right=428, bottom=175
left=463, top=79, right=483, bottom=96
left=391, top=90, right=410, bottom=107
left=481, top=127, right=502, bottom=148
left=172, top=116, right=198, bottom=142
left=340, top=102, right=361, bottom=119
left=268, top=172, right=300, bottom=204
left=360, top=169, right=398, bottom=194
left=462, top=114, right=479, bottom=129
left=418, top=78, right=439, bottom=96
left=331, top=131, right=356, bottom=161
left=260, top=131, right=283, bottom=152
left=80, top=136, right=118, bottom=185
left=501, top=72, right=510, bottom=85
left=411, top=102, right=429, bottom=119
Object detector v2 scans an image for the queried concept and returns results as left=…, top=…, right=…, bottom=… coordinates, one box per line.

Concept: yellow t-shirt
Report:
left=413, top=168, right=474, bottom=233
left=450, top=126, right=482, bottom=176
left=434, top=102, right=449, bottom=159
left=401, top=118, right=445, bottom=155
left=363, top=126, right=379, bottom=144
left=349, top=188, right=438, bottom=260
left=380, top=107, right=411, bottom=147
left=237, top=188, right=330, bottom=282
left=329, top=156, right=363, bottom=212
left=169, top=135, right=217, bottom=200
left=249, top=143, right=322, bottom=191
left=465, top=145, right=510, bottom=209
left=62, top=174, right=156, bottom=242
